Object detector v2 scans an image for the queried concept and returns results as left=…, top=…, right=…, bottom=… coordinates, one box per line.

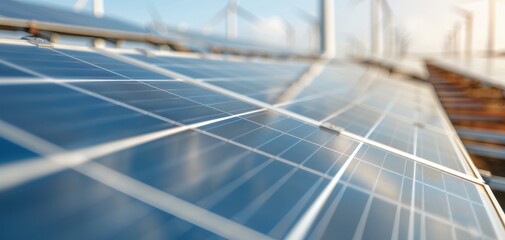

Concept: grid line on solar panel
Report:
left=99, top=49, right=483, bottom=181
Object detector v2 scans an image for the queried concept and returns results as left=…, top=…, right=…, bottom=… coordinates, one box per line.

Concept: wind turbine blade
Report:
left=297, top=8, right=318, bottom=23
left=236, top=6, right=260, bottom=23
left=147, top=2, right=164, bottom=33
left=202, top=8, right=227, bottom=34
left=74, top=0, right=89, bottom=12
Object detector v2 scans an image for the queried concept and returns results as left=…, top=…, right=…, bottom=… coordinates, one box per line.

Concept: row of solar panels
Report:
left=0, top=0, right=312, bottom=58
left=0, top=37, right=503, bottom=239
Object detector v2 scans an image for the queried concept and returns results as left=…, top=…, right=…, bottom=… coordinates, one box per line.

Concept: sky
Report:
left=17, top=0, right=505, bottom=56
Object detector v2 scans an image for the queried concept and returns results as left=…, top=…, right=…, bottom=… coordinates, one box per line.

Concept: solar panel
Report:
left=0, top=37, right=504, bottom=240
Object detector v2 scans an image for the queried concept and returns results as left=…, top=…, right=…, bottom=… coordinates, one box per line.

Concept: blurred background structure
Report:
left=1, top=0, right=505, bottom=239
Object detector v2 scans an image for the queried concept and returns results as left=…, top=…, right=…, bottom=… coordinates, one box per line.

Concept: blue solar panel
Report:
left=0, top=40, right=504, bottom=240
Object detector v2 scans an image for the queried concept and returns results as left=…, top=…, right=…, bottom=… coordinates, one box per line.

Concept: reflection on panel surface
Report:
left=0, top=170, right=219, bottom=240
left=96, top=130, right=329, bottom=239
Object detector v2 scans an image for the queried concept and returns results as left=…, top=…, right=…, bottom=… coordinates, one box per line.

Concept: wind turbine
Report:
left=74, top=0, right=105, bottom=18
left=487, top=0, right=496, bottom=56
left=444, top=33, right=452, bottom=56
left=202, top=1, right=296, bottom=47
left=349, top=0, right=392, bottom=56
left=279, top=18, right=296, bottom=47
left=297, top=9, right=320, bottom=52
left=381, top=0, right=393, bottom=57
left=203, top=0, right=240, bottom=39
left=463, top=0, right=505, bottom=56
left=452, top=6, right=474, bottom=58
left=452, top=22, right=463, bottom=57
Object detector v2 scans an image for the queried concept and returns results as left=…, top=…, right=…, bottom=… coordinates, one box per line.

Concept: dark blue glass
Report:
left=0, top=170, right=218, bottom=240
left=0, top=83, right=173, bottom=149
left=0, top=138, right=38, bottom=164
